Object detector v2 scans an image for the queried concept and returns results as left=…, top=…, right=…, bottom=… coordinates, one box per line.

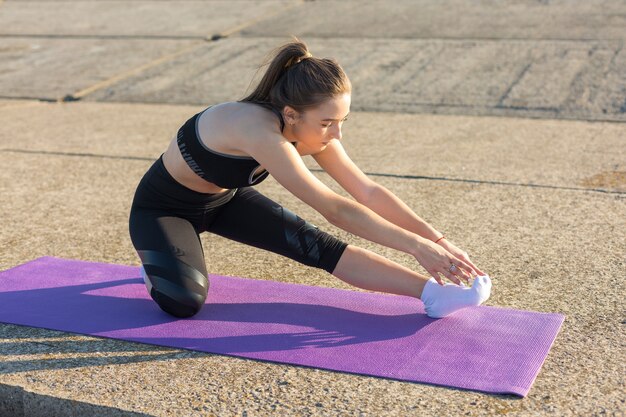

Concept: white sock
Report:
left=420, top=275, right=492, bottom=318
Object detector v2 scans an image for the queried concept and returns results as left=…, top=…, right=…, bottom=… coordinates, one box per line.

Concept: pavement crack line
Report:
left=497, top=62, right=532, bottom=106
left=0, top=95, right=56, bottom=102
left=2, top=148, right=623, bottom=196
left=1, top=148, right=154, bottom=162
left=237, top=34, right=626, bottom=44
left=351, top=105, right=626, bottom=124
left=217, top=0, right=305, bottom=38
left=0, top=33, right=207, bottom=41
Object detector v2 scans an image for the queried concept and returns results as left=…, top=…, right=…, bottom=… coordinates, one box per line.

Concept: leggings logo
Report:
left=170, top=245, right=185, bottom=257
left=278, top=207, right=321, bottom=266
left=249, top=165, right=268, bottom=185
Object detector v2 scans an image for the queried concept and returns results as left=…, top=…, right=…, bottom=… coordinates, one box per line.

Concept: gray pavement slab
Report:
left=0, top=37, right=200, bottom=101
left=1, top=102, right=624, bottom=416
left=2, top=1, right=624, bottom=121
left=0, top=0, right=293, bottom=38
left=80, top=37, right=626, bottom=122
left=239, top=0, right=626, bottom=41
left=0, top=155, right=624, bottom=417
left=0, top=102, right=623, bottom=194
left=1, top=0, right=625, bottom=415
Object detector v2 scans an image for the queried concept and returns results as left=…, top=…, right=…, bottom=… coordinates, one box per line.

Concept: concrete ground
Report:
left=0, top=1, right=624, bottom=416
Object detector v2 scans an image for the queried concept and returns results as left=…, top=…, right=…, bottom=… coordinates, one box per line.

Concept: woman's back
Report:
left=162, top=101, right=294, bottom=194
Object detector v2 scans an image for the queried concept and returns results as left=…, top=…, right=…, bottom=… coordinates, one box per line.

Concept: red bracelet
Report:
left=434, top=236, right=446, bottom=244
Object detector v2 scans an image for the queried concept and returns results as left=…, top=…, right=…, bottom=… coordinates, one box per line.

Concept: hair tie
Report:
left=286, top=52, right=313, bottom=68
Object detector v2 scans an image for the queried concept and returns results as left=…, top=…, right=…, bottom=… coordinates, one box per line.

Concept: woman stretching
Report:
left=129, top=39, right=491, bottom=319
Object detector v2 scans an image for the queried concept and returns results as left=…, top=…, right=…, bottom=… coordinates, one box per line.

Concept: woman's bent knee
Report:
left=151, top=287, right=206, bottom=318
left=139, top=251, right=208, bottom=318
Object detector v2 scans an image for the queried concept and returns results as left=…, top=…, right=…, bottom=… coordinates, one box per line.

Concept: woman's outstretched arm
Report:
left=362, top=184, right=442, bottom=241
left=312, top=140, right=441, bottom=241
left=361, top=185, right=486, bottom=276
left=247, top=135, right=474, bottom=284
left=313, top=139, right=485, bottom=278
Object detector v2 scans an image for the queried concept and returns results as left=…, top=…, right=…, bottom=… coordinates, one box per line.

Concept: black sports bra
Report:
left=176, top=102, right=295, bottom=189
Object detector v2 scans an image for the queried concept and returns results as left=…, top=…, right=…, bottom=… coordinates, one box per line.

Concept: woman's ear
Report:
left=282, top=105, right=300, bottom=126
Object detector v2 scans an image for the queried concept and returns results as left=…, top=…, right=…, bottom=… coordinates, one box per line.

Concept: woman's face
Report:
left=285, top=93, right=351, bottom=153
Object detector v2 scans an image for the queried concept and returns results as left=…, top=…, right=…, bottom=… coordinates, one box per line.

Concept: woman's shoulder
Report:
left=206, top=100, right=274, bottom=115
left=196, top=101, right=285, bottom=156
left=204, top=101, right=280, bottom=131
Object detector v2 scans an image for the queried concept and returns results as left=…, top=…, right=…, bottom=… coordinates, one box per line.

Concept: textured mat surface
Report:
left=0, top=257, right=564, bottom=396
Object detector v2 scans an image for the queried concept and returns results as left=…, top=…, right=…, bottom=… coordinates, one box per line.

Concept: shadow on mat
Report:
left=0, top=276, right=434, bottom=356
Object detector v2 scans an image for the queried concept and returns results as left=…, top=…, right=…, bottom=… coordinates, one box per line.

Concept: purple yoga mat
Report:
left=0, top=257, right=564, bottom=396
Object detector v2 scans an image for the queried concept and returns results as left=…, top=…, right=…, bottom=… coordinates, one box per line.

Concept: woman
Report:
left=129, top=39, right=491, bottom=320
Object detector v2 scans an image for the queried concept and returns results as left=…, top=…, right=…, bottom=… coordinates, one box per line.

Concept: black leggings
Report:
left=129, top=155, right=348, bottom=318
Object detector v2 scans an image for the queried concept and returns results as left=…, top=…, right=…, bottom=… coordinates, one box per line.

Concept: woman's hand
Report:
left=437, top=238, right=486, bottom=278
left=413, top=238, right=475, bottom=286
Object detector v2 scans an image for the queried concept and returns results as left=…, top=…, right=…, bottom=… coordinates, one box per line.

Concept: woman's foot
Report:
left=421, top=275, right=492, bottom=318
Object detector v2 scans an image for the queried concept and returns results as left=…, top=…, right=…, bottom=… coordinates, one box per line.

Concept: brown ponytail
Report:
left=240, top=37, right=351, bottom=112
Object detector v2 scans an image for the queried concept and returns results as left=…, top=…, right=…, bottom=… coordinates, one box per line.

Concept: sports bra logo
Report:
left=249, top=165, right=268, bottom=184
